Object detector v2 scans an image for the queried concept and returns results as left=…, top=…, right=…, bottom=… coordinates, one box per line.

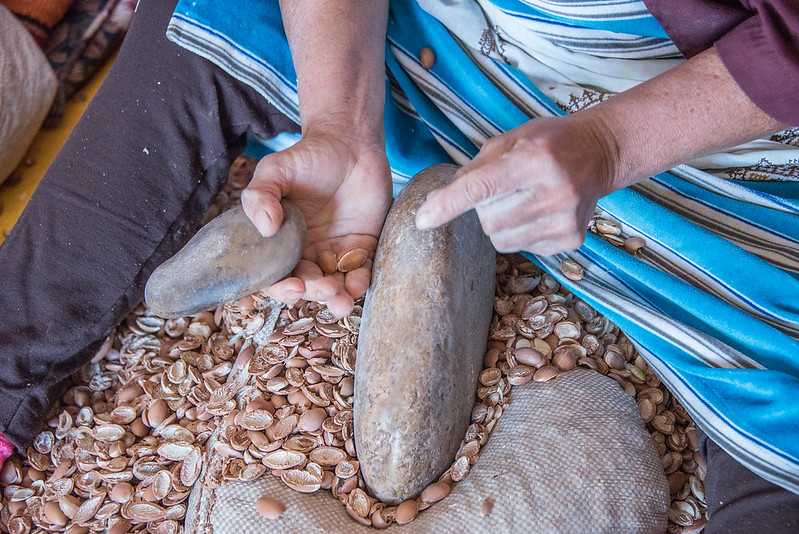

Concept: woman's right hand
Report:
left=241, top=132, right=392, bottom=318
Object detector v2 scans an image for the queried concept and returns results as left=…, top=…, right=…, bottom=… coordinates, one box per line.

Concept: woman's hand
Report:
left=416, top=48, right=786, bottom=256
left=241, top=134, right=392, bottom=318
left=415, top=115, right=615, bottom=255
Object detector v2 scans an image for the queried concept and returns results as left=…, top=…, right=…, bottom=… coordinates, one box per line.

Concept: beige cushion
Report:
left=0, top=5, right=57, bottom=184
left=186, top=370, right=668, bottom=533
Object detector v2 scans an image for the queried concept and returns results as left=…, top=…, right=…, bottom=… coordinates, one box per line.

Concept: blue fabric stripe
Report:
left=493, top=0, right=670, bottom=37
left=734, top=179, right=799, bottom=203
left=388, top=3, right=532, bottom=134
left=492, top=60, right=567, bottom=117
left=579, top=231, right=799, bottom=375
left=648, top=173, right=799, bottom=249
left=528, top=250, right=799, bottom=477
left=598, top=188, right=799, bottom=333
left=170, top=10, right=297, bottom=92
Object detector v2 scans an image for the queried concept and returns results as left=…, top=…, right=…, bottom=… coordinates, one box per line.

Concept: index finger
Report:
left=415, top=163, right=513, bottom=230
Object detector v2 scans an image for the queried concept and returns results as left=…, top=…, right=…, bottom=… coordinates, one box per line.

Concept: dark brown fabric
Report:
left=697, top=428, right=799, bottom=533
left=643, top=0, right=799, bottom=126
left=0, top=0, right=298, bottom=450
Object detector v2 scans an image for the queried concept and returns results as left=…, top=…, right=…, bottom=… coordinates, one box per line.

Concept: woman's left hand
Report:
left=415, top=115, right=616, bottom=256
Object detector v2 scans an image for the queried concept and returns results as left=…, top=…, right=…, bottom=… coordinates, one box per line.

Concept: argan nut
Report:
left=255, top=496, right=286, bottom=520
left=533, top=365, right=559, bottom=382
left=480, top=497, right=494, bottom=517
left=420, top=481, right=451, bottom=503
left=318, top=249, right=338, bottom=275
left=130, top=417, right=149, bottom=437
left=45, top=501, right=68, bottom=526
left=336, top=247, right=368, bottom=272
left=395, top=499, right=419, bottom=524
left=147, top=399, right=169, bottom=427
left=58, top=494, right=81, bottom=518
left=513, top=347, right=545, bottom=368
left=117, top=384, right=144, bottom=403
left=560, top=258, right=583, bottom=281
left=420, top=47, right=435, bottom=69
left=110, top=482, right=134, bottom=503
left=624, top=236, right=646, bottom=255
left=298, top=408, right=327, bottom=433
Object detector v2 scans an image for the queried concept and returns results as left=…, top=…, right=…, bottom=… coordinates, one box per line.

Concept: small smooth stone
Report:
left=355, top=164, right=495, bottom=505
left=255, top=496, right=286, bottom=520
left=145, top=200, right=306, bottom=318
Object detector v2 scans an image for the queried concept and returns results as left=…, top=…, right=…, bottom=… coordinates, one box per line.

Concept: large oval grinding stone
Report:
left=354, top=164, right=496, bottom=504
left=145, top=200, right=305, bottom=318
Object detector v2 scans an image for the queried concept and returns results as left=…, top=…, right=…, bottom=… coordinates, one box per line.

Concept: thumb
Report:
left=241, top=155, right=292, bottom=237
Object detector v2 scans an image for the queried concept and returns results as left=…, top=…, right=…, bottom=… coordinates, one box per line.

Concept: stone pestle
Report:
left=354, top=164, right=496, bottom=505
left=144, top=200, right=306, bottom=319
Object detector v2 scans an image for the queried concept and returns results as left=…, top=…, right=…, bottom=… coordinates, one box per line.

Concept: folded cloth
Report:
left=166, top=0, right=799, bottom=495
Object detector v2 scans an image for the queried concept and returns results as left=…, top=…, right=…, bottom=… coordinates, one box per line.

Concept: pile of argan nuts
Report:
left=0, top=157, right=706, bottom=533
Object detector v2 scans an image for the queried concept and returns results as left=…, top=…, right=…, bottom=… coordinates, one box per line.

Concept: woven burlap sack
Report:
left=0, top=5, right=57, bottom=184
left=186, top=369, right=668, bottom=533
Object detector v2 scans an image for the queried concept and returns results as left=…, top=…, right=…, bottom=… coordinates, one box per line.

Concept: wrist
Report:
left=302, top=114, right=386, bottom=156
left=563, top=110, right=626, bottom=198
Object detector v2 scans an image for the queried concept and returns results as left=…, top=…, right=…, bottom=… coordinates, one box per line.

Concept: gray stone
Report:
left=144, top=200, right=305, bottom=318
left=354, top=164, right=496, bottom=504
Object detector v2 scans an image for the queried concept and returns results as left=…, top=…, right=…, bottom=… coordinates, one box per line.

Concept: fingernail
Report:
left=254, top=211, right=272, bottom=237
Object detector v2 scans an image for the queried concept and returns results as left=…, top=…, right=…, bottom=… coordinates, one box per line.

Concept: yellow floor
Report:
left=0, top=54, right=115, bottom=243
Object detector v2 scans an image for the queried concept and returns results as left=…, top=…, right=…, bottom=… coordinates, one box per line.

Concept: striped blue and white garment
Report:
left=166, top=0, right=799, bottom=494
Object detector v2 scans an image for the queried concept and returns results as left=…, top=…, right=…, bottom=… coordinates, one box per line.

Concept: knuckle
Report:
left=481, top=136, right=502, bottom=152
left=463, top=175, right=495, bottom=203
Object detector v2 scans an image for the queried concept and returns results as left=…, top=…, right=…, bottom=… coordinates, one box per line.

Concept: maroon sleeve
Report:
left=642, top=0, right=799, bottom=126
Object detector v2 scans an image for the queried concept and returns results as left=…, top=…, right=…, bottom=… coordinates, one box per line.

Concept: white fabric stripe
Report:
left=540, top=252, right=799, bottom=494
left=632, top=344, right=799, bottom=496
left=521, top=0, right=651, bottom=19
left=595, top=207, right=799, bottom=337
left=541, top=252, right=764, bottom=370
left=634, top=180, right=799, bottom=273
left=670, top=166, right=799, bottom=215
left=389, top=42, right=502, bottom=145
left=511, top=20, right=679, bottom=58
left=457, top=43, right=563, bottom=118
left=166, top=16, right=300, bottom=125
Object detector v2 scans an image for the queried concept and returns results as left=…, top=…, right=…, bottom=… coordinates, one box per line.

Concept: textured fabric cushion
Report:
left=186, top=370, right=669, bottom=533
left=0, top=4, right=57, bottom=184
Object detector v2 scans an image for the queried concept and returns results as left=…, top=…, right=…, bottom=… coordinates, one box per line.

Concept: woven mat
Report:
left=186, top=369, right=668, bottom=533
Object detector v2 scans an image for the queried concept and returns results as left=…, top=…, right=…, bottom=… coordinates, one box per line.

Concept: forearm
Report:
left=580, top=47, right=787, bottom=192
left=279, top=0, right=389, bottom=145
